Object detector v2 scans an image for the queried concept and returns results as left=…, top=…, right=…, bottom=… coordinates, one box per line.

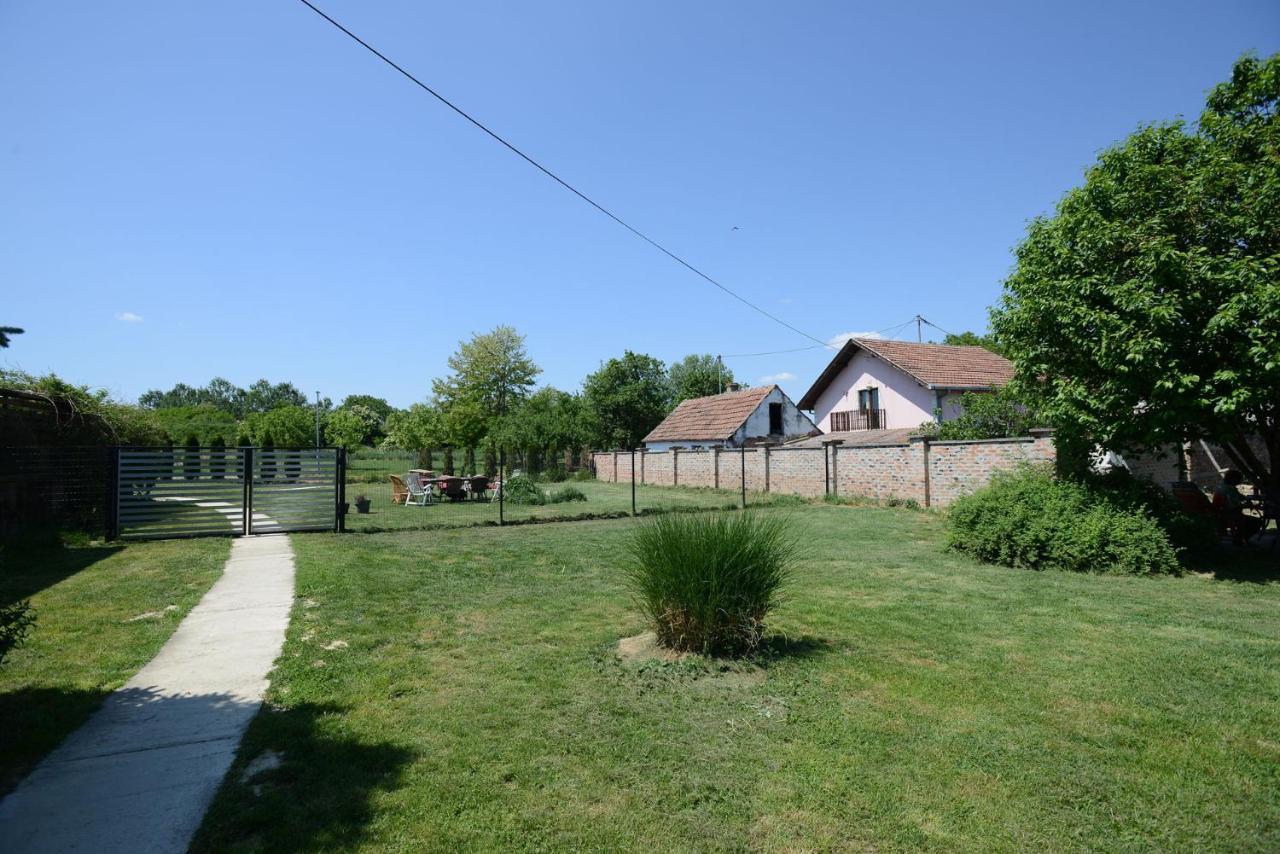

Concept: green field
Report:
left=342, top=479, right=798, bottom=532
left=194, top=507, right=1280, bottom=851
left=0, top=537, right=230, bottom=794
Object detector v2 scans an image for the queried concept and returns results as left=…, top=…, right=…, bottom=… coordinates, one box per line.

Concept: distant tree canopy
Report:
left=942, top=331, right=1006, bottom=357
left=493, top=387, right=585, bottom=462
left=668, top=354, right=732, bottom=403
left=582, top=351, right=672, bottom=448
left=992, top=52, right=1280, bottom=492
left=139, top=377, right=312, bottom=418
left=151, top=404, right=239, bottom=445
left=242, top=405, right=315, bottom=447
left=338, top=395, right=393, bottom=422
left=432, top=326, right=540, bottom=422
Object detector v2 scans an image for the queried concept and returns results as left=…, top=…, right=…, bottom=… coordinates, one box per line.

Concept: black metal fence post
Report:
left=105, top=445, right=120, bottom=540
left=630, top=448, right=636, bottom=516
left=335, top=447, right=347, bottom=533
left=499, top=448, right=505, bottom=526
left=740, top=445, right=747, bottom=508
left=242, top=446, right=253, bottom=536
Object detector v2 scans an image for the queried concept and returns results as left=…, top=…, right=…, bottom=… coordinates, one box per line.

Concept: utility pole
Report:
left=717, top=355, right=723, bottom=394
left=916, top=314, right=923, bottom=343
left=314, top=391, right=322, bottom=449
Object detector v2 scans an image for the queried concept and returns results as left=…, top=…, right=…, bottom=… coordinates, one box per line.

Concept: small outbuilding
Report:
left=643, top=385, right=816, bottom=451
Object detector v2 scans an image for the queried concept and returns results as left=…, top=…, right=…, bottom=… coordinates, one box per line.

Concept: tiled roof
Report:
left=643, top=386, right=775, bottom=443
left=797, top=338, right=1014, bottom=409
left=783, top=427, right=917, bottom=448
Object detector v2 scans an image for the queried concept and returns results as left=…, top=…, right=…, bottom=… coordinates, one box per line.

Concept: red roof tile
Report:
left=798, top=339, right=1013, bottom=409
left=643, top=386, right=775, bottom=443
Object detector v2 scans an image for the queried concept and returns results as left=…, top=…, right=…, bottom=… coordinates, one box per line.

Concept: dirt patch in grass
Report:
left=616, top=631, right=687, bottom=664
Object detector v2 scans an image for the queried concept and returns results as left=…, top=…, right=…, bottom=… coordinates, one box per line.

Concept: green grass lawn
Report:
left=194, top=507, right=1280, bottom=852
left=0, top=536, right=230, bottom=794
left=343, top=479, right=795, bottom=532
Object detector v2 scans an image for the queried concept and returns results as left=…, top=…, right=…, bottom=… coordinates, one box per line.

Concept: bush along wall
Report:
left=945, top=465, right=1184, bottom=576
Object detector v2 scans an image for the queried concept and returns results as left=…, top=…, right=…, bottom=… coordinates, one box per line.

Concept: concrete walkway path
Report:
left=0, top=535, right=297, bottom=854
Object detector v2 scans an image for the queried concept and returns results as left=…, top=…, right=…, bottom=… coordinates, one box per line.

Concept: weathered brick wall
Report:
left=677, top=450, right=715, bottom=488
left=644, top=451, right=674, bottom=486
left=833, top=443, right=923, bottom=502
left=766, top=448, right=825, bottom=497
left=593, top=431, right=1057, bottom=507
left=1124, top=445, right=1182, bottom=489
left=1127, top=437, right=1271, bottom=492
left=928, top=434, right=1056, bottom=505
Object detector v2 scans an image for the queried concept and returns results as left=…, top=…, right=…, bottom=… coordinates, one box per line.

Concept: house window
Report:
left=768, top=402, right=783, bottom=434
left=857, top=387, right=880, bottom=412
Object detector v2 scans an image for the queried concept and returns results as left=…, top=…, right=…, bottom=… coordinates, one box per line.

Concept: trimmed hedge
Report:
left=947, top=466, right=1182, bottom=576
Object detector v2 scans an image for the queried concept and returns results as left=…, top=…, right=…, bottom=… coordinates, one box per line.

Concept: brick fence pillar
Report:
left=1028, top=427, right=1056, bottom=467
left=823, top=439, right=844, bottom=496
left=909, top=434, right=931, bottom=507
left=613, top=450, right=619, bottom=482
left=639, top=449, right=646, bottom=484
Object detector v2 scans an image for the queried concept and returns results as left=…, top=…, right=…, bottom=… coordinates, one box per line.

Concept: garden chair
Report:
left=438, top=476, right=468, bottom=502
left=389, top=474, right=409, bottom=505
left=405, top=474, right=437, bottom=507
left=466, top=476, right=490, bottom=501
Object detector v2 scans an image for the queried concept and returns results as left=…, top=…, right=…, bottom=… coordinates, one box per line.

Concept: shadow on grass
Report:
left=190, top=702, right=414, bottom=853
left=0, top=539, right=123, bottom=606
left=756, top=634, right=835, bottom=662
left=1186, top=540, right=1280, bottom=584
left=0, top=686, right=110, bottom=796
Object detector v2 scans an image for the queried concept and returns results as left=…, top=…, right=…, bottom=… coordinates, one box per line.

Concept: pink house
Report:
left=796, top=338, right=1014, bottom=434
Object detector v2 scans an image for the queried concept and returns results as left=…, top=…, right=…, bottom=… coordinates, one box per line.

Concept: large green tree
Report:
left=992, top=53, right=1279, bottom=492
left=668, top=354, right=732, bottom=403
left=582, top=351, right=672, bottom=448
left=942, top=331, right=1006, bottom=357
left=493, top=387, right=585, bottom=468
left=432, top=327, right=540, bottom=471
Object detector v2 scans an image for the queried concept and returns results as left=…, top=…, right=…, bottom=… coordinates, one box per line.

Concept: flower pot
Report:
left=355, top=499, right=372, bottom=514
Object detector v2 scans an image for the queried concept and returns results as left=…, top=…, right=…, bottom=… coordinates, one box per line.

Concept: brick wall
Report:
left=765, top=448, right=825, bottom=497
left=592, top=430, right=1057, bottom=507
left=833, top=443, right=923, bottom=502
left=927, top=435, right=1056, bottom=505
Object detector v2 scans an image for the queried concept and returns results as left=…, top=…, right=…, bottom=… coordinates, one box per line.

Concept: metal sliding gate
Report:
left=114, top=447, right=345, bottom=540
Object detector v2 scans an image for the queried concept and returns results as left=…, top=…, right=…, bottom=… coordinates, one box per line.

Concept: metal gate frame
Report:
left=111, top=446, right=346, bottom=540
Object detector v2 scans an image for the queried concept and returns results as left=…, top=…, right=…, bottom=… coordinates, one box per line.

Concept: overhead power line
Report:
left=294, top=0, right=828, bottom=347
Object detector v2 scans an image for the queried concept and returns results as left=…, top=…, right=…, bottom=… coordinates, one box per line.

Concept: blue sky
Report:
left=2, top=1, right=1276, bottom=408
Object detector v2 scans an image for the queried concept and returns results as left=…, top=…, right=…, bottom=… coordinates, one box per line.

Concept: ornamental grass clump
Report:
left=625, top=512, right=799, bottom=656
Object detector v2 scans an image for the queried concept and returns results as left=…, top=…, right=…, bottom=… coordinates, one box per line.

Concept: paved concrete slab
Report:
left=0, top=534, right=297, bottom=854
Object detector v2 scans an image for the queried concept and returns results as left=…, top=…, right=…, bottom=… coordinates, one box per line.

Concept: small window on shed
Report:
left=768, top=402, right=783, bottom=434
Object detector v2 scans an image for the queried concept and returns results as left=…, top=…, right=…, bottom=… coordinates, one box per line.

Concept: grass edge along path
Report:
left=0, top=536, right=231, bottom=795
left=194, top=508, right=1280, bottom=852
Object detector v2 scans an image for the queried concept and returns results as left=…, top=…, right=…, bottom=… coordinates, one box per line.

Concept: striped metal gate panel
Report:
left=249, top=449, right=339, bottom=534
left=116, top=447, right=341, bottom=540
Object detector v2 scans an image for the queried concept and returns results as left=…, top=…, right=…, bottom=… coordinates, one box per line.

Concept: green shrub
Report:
left=625, top=512, right=799, bottom=656
left=541, top=465, right=568, bottom=483
left=548, top=485, right=586, bottom=503
left=0, top=600, right=36, bottom=668
left=1082, top=468, right=1216, bottom=554
left=571, top=468, right=595, bottom=482
left=946, top=466, right=1180, bottom=576
left=502, top=473, right=545, bottom=505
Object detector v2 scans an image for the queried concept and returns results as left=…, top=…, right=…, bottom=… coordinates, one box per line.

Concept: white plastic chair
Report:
left=405, top=474, right=437, bottom=507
